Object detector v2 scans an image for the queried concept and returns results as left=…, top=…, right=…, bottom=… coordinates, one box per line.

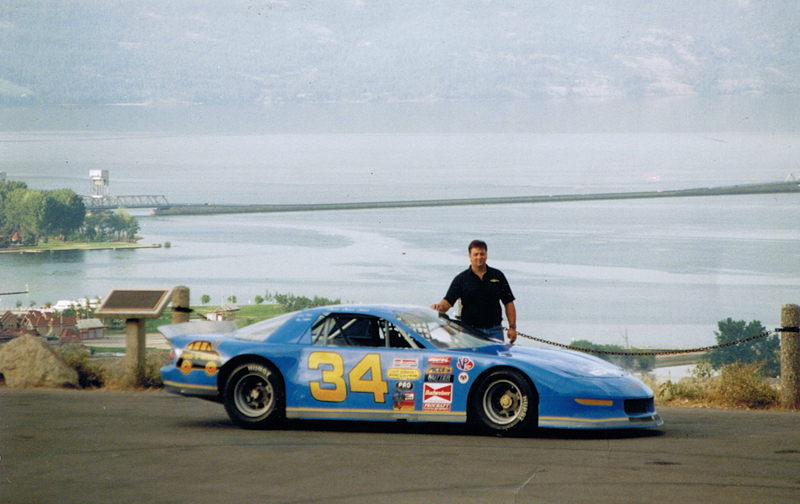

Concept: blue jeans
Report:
left=478, top=325, right=505, bottom=342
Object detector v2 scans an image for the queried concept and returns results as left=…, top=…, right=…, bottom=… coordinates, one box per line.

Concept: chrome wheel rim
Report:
left=482, top=379, right=523, bottom=425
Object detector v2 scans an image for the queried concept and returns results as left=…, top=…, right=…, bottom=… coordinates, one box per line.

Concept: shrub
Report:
left=652, top=361, right=780, bottom=409
left=101, top=351, right=169, bottom=389
left=654, top=378, right=707, bottom=403
left=56, top=344, right=106, bottom=388
left=707, top=362, right=779, bottom=409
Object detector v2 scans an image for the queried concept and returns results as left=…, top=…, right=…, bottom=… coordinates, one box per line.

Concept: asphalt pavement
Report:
left=0, top=388, right=798, bottom=504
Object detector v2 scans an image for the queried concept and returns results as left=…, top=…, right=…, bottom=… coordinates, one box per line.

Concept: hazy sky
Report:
left=1, top=1, right=798, bottom=132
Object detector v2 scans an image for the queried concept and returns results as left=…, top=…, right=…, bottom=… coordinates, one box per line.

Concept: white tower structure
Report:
left=89, top=169, right=110, bottom=198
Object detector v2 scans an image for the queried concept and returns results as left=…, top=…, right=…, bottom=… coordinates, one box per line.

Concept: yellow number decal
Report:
left=308, top=352, right=389, bottom=403
left=308, top=352, right=347, bottom=402
left=348, top=354, right=389, bottom=403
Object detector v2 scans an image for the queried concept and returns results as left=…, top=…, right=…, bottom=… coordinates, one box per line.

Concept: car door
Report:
left=292, top=313, right=427, bottom=421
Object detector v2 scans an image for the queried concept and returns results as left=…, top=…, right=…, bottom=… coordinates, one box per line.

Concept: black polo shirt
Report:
left=444, top=265, right=515, bottom=329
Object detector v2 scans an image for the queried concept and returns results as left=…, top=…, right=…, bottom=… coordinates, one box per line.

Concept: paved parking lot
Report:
left=1, top=388, right=798, bottom=504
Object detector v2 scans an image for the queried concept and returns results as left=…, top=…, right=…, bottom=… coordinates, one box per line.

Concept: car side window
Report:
left=311, top=314, right=421, bottom=349
left=385, top=323, right=420, bottom=349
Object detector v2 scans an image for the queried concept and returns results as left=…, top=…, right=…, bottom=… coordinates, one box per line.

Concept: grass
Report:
left=2, top=238, right=161, bottom=253
left=99, top=302, right=288, bottom=336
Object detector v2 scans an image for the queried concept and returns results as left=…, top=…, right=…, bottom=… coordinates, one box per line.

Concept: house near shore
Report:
left=17, top=311, right=77, bottom=338
left=77, top=319, right=105, bottom=339
left=207, top=303, right=239, bottom=321
left=0, top=310, right=104, bottom=342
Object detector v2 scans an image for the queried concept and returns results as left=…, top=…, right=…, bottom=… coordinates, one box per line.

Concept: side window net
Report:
left=311, top=314, right=420, bottom=349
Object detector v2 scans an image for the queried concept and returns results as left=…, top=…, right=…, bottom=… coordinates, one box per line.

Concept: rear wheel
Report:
left=223, top=362, right=284, bottom=429
left=472, top=369, right=537, bottom=436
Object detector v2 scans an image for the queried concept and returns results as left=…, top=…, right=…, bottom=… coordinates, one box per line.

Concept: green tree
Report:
left=254, top=295, right=264, bottom=305
left=84, top=211, right=111, bottom=239
left=273, top=292, right=341, bottom=312
left=707, top=318, right=779, bottom=377
left=0, top=180, right=29, bottom=237
left=112, top=208, right=139, bottom=241
left=43, top=188, right=85, bottom=238
left=201, top=294, right=211, bottom=305
left=4, top=187, right=46, bottom=245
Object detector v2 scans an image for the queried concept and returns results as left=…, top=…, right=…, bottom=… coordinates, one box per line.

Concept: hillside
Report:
left=1, top=1, right=798, bottom=107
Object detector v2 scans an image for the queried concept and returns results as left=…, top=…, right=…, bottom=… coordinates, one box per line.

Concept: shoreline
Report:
left=0, top=242, right=162, bottom=254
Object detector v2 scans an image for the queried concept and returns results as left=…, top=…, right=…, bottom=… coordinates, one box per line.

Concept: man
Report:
left=431, top=240, right=517, bottom=343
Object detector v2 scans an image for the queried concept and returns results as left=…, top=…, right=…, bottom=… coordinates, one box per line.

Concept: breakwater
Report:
left=152, top=181, right=800, bottom=216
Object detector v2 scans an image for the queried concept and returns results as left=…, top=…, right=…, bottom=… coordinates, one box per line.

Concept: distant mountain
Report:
left=1, top=0, right=798, bottom=107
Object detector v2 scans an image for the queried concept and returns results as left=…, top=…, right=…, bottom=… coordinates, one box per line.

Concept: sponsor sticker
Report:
left=426, top=366, right=452, bottom=375
left=387, top=368, right=421, bottom=380
left=392, top=358, right=419, bottom=368
left=458, top=372, right=469, bottom=384
left=423, top=403, right=451, bottom=412
left=427, top=356, right=451, bottom=366
left=425, top=373, right=454, bottom=383
left=395, top=381, right=414, bottom=391
left=393, top=392, right=416, bottom=411
left=186, top=340, right=219, bottom=352
left=423, top=383, right=452, bottom=404
left=456, top=357, right=474, bottom=371
left=423, top=383, right=452, bottom=412
left=178, top=340, right=223, bottom=375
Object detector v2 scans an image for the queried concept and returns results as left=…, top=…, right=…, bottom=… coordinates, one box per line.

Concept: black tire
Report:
left=472, top=369, right=537, bottom=436
left=223, top=362, right=284, bottom=429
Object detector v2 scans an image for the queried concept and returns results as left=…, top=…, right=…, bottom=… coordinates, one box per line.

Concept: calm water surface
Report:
left=2, top=132, right=798, bottom=348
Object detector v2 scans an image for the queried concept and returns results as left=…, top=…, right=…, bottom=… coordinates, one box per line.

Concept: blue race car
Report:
left=160, top=305, right=662, bottom=435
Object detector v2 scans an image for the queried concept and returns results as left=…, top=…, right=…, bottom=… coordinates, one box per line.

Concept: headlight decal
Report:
left=574, top=398, right=613, bottom=407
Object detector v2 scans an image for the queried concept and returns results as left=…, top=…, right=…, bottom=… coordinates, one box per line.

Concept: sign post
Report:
left=95, top=289, right=173, bottom=386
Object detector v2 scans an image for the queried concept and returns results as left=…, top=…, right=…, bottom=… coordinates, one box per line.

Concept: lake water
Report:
left=2, top=131, right=799, bottom=349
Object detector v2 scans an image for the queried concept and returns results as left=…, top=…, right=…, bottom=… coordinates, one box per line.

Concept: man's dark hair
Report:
left=468, top=240, right=488, bottom=252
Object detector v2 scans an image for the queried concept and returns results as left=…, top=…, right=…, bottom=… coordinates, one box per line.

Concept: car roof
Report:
left=244, top=304, right=432, bottom=344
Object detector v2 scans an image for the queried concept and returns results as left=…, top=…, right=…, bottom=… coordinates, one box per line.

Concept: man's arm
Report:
left=431, top=299, right=453, bottom=313
left=504, top=301, right=517, bottom=343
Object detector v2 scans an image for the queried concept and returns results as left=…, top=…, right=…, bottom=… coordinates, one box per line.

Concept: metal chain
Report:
left=512, top=328, right=778, bottom=357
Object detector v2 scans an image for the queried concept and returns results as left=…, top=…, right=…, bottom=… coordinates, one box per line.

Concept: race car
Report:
left=160, top=304, right=662, bottom=435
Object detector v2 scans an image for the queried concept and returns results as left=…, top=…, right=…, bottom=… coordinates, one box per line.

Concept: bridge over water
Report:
left=151, top=180, right=800, bottom=216
left=83, top=195, right=171, bottom=211
left=82, top=181, right=799, bottom=215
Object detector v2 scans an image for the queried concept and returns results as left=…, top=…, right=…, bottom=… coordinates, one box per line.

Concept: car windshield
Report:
left=394, top=310, right=496, bottom=349
left=232, top=312, right=296, bottom=341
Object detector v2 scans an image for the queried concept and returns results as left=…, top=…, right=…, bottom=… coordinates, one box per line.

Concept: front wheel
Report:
left=472, top=369, right=537, bottom=436
left=223, top=362, right=284, bottom=429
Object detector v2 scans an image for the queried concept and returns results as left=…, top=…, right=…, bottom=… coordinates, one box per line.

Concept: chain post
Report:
left=780, top=304, right=800, bottom=410
left=172, top=286, right=191, bottom=324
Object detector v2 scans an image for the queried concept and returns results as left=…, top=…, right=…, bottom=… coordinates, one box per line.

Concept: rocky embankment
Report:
left=0, top=335, right=78, bottom=388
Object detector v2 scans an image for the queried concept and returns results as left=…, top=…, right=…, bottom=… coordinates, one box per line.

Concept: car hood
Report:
left=466, top=344, right=630, bottom=378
